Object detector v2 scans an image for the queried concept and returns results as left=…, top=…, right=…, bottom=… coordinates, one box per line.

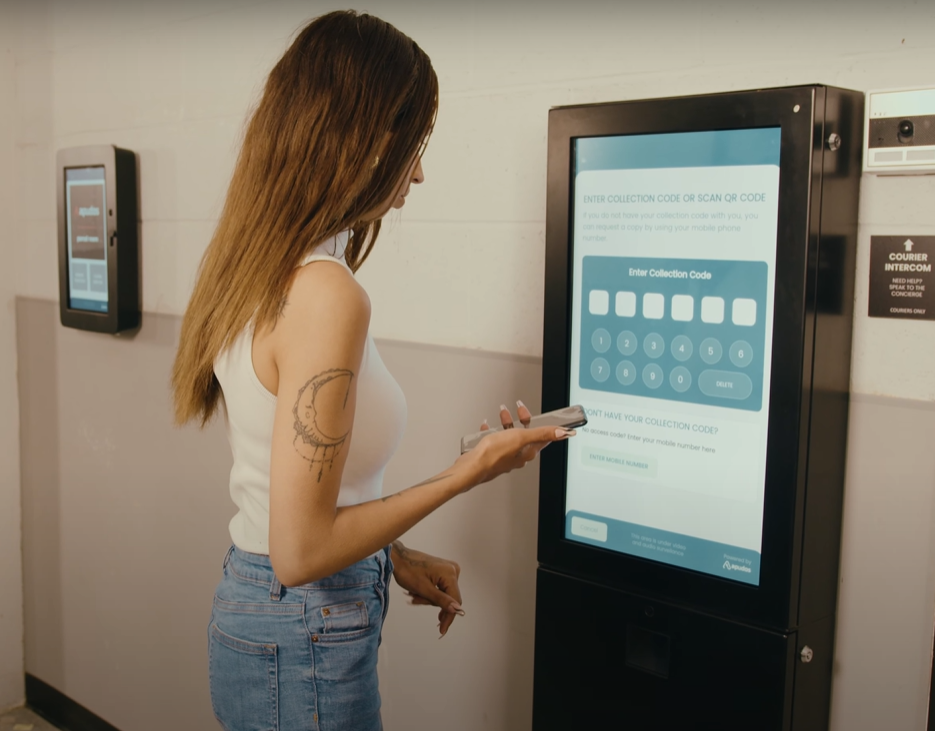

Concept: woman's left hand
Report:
left=391, top=541, right=464, bottom=638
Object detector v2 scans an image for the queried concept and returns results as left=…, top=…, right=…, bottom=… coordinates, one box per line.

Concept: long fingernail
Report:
left=500, top=404, right=514, bottom=428
left=482, top=419, right=488, bottom=428
left=555, top=428, right=576, bottom=438
left=516, top=400, right=526, bottom=410
left=449, top=602, right=465, bottom=616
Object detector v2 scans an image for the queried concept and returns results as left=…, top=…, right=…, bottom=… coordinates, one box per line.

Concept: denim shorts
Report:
left=208, top=545, right=393, bottom=731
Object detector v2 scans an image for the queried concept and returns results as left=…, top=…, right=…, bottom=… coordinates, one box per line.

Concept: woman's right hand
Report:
left=451, top=404, right=575, bottom=490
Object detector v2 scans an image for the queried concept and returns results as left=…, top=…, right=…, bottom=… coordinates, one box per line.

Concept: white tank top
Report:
left=214, top=231, right=408, bottom=555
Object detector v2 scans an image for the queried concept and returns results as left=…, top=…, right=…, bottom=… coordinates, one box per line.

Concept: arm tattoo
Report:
left=293, top=368, right=354, bottom=482
left=412, top=473, right=453, bottom=488
left=380, top=474, right=452, bottom=502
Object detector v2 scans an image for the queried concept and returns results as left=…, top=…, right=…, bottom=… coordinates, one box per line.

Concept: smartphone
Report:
left=460, top=404, right=587, bottom=453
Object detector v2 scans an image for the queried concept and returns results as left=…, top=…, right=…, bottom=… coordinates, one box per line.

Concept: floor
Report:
left=0, top=707, right=61, bottom=731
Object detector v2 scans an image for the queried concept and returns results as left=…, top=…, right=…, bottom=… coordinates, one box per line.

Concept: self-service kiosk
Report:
left=533, top=85, right=863, bottom=730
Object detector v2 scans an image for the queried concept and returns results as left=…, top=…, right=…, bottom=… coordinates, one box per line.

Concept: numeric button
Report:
left=591, top=358, right=610, bottom=383
left=729, top=340, right=753, bottom=368
left=671, top=335, right=693, bottom=362
left=642, top=363, right=664, bottom=389
left=616, top=360, right=637, bottom=386
left=670, top=366, right=692, bottom=393
left=592, top=328, right=611, bottom=353
left=643, top=333, right=665, bottom=359
left=617, top=330, right=638, bottom=356
left=700, top=337, right=723, bottom=365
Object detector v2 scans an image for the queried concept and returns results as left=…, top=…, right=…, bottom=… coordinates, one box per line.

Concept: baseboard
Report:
left=25, top=674, right=122, bottom=731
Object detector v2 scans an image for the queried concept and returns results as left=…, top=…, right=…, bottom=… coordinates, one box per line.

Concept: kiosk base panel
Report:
left=532, top=568, right=806, bottom=731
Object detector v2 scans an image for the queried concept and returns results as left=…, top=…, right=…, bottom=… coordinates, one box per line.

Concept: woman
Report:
left=171, top=10, right=572, bottom=731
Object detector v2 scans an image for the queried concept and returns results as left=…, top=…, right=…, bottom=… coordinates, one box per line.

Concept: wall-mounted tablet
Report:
left=57, top=145, right=139, bottom=334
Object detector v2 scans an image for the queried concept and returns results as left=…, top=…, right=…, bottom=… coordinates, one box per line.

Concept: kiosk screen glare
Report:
left=565, top=128, right=781, bottom=586
left=65, top=166, right=108, bottom=313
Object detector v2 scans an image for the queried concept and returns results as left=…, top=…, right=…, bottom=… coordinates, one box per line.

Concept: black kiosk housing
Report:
left=57, top=145, right=140, bottom=334
left=533, top=86, right=862, bottom=730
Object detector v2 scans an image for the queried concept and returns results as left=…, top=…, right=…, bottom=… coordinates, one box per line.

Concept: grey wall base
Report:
left=16, top=297, right=935, bottom=731
left=26, top=674, right=121, bottom=731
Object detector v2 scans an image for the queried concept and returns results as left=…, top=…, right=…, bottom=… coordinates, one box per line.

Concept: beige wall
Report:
left=17, top=303, right=233, bottom=726
left=835, top=396, right=935, bottom=730
left=8, top=1, right=935, bottom=729
left=0, top=0, right=24, bottom=712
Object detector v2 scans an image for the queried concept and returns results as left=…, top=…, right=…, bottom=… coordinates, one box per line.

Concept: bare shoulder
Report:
left=285, top=261, right=370, bottom=329
left=292, top=260, right=370, bottom=313
left=274, top=261, right=371, bottom=367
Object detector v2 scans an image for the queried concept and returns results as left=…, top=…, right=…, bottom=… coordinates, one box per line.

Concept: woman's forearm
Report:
left=276, top=468, right=469, bottom=586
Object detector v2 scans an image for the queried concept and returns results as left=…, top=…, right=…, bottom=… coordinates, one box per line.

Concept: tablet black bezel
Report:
left=57, top=145, right=139, bottom=334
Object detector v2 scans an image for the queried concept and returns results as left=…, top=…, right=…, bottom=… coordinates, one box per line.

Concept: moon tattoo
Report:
left=292, top=368, right=354, bottom=482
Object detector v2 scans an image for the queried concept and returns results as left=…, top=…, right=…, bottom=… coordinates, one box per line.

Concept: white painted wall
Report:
left=8, top=0, right=935, bottom=727
left=11, top=0, right=935, bottom=365
left=0, top=0, right=25, bottom=713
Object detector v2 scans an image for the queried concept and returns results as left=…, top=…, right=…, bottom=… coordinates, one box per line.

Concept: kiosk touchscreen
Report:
left=565, top=128, right=782, bottom=586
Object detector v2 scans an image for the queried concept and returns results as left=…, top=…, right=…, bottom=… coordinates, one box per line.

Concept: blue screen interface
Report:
left=565, top=128, right=782, bottom=586
left=66, top=166, right=108, bottom=313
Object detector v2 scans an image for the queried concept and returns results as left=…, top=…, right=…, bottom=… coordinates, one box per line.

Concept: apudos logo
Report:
left=722, top=559, right=752, bottom=574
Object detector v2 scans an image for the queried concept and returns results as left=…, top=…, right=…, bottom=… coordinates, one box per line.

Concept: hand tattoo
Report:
left=392, top=541, right=431, bottom=569
left=293, top=368, right=354, bottom=482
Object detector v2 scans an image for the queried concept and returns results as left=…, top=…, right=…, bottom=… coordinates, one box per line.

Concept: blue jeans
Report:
left=208, top=545, right=393, bottom=731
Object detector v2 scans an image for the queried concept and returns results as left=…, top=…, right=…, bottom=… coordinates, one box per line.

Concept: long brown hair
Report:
left=172, top=11, right=438, bottom=427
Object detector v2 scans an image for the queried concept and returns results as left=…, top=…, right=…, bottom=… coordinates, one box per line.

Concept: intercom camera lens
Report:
left=898, top=119, right=914, bottom=138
